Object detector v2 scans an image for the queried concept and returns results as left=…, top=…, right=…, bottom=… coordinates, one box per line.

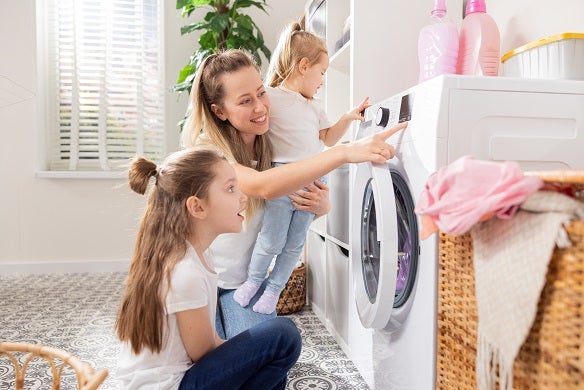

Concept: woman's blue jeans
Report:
left=216, top=282, right=276, bottom=339
left=178, top=317, right=301, bottom=390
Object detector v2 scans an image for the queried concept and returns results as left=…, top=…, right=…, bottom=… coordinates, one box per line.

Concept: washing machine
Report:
left=348, top=74, right=584, bottom=389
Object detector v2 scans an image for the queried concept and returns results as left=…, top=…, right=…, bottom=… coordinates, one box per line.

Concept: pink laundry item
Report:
left=415, top=156, right=544, bottom=239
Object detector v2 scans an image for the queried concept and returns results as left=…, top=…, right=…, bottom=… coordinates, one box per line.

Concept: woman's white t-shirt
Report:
left=211, top=208, right=264, bottom=289
left=117, top=244, right=217, bottom=389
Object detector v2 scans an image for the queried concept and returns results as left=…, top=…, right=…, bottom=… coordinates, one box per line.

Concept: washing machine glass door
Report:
left=353, top=162, right=398, bottom=329
left=390, top=170, right=419, bottom=310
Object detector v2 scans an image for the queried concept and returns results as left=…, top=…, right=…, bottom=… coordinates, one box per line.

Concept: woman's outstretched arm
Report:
left=235, top=122, right=408, bottom=200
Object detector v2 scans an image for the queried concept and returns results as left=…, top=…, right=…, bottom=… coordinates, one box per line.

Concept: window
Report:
left=42, top=0, right=165, bottom=172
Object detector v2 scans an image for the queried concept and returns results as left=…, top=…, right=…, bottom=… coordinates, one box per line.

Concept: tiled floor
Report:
left=0, top=272, right=369, bottom=389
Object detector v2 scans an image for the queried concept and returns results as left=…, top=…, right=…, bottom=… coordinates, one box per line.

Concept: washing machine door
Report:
left=352, top=161, right=399, bottom=329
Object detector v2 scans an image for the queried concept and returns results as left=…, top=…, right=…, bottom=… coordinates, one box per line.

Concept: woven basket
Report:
left=437, top=170, right=584, bottom=389
left=276, top=262, right=306, bottom=315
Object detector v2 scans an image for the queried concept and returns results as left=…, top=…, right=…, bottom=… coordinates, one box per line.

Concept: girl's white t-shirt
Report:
left=117, top=244, right=217, bottom=390
left=266, top=86, right=332, bottom=163
left=210, top=208, right=264, bottom=289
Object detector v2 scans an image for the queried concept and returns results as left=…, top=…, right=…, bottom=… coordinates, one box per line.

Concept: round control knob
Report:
left=375, top=107, right=390, bottom=127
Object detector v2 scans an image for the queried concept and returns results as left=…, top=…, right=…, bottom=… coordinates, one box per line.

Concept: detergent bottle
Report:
left=457, top=0, right=500, bottom=76
left=417, top=0, right=459, bottom=83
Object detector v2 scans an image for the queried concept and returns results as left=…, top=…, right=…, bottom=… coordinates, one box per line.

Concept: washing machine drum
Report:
left=353, top=163, right=419, bottom=329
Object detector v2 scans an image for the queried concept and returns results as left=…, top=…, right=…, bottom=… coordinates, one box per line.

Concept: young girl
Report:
left=115, top=146, right=302, bottom=389
left=233, top=21, right=371, bottom=314
left=182, top=50, right=405, bottom=338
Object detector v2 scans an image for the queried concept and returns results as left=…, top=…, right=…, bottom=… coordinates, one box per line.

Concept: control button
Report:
left=375, top=107, right=390, bottom=127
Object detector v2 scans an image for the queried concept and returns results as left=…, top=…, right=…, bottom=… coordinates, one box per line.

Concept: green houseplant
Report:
left=173, top=0, right=272, bottom=96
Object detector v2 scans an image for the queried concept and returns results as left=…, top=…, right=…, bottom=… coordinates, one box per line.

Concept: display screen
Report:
left=399, top=93, right=414, bottom=123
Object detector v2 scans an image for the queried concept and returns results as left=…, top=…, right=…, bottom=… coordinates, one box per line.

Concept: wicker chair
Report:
left=0, top=342, right=108, bottom=390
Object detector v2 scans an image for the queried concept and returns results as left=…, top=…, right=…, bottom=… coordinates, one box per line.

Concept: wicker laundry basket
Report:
left=437, top=171, right=584, bottom=389
left=276, top=262, right=306, bottom=315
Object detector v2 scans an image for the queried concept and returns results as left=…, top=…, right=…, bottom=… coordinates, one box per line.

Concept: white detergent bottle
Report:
left=457, top=0, right=500, bottom=76
left=417, top=0, right=459, bottom=83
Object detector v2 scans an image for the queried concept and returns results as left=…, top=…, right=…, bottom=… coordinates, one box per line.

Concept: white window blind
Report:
left=45, top=0, right=164, bottom=171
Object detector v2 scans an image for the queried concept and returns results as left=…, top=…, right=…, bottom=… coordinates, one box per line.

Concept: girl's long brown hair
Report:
left=182, top=49, right=272, bottom=217
left=264, top=20, right=327, bottom=88
left=115, top=146, right=225, bottom=354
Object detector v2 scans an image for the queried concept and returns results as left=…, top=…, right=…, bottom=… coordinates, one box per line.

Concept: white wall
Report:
left=487, top=0, right=584, bottom=54
left=0, top=0, right=305, bottom=274
left=392, top=0, right=584, bottom=96
left=0, top=0, right=582, bottom=274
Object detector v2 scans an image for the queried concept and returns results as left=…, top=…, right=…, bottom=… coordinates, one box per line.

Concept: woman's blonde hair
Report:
left=115, top=146, right=225, bottom=354
left=265, top=20, right=328, bottom=88
left=182, top=50, right=271, bottom=216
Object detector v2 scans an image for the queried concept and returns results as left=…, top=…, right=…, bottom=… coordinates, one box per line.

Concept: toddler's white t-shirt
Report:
left=267, top=86, right=332, bottom=163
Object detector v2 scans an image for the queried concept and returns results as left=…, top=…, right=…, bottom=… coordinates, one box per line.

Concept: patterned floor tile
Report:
left=0, top=272, right=369, bottom=389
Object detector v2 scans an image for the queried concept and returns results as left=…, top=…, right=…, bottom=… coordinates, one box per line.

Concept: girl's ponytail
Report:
left=265, top=19, right=327, bottom=88
left=128, top=156, right=158, bottom=195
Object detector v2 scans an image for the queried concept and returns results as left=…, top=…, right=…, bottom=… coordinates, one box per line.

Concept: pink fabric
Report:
left=415, top=156, right=544, bottom=239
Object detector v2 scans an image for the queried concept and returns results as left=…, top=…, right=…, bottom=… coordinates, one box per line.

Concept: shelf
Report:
left=329, top=40, right=350, bottom=75
left=309, top=218, right=326, bottom=237
left=326, top=234, right=350, bottom=251
left=308, top=225, right=350, bottom=251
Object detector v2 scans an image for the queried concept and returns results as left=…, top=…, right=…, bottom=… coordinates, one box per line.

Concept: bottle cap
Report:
left=433, top=0, right=447, bottom=12
left=466, top=0, right=486, bottom=14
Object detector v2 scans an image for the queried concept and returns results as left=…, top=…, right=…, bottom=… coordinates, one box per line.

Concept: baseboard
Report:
left=0, top=259, right=129, bottom=275
left=310, top=302, right=326, bottom=325
left=326, top=319, right=350, bottom=356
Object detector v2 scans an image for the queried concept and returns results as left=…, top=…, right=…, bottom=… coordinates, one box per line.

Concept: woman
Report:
left=183, top=49, right=407, bottom=339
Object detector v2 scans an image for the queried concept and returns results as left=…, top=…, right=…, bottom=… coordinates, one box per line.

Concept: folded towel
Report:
left=415, top=156, right=543, bottom=239
left=472, top=191, right=584, bottom=390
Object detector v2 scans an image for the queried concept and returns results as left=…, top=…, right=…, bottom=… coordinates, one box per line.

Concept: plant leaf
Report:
left=233, top=0, right=267, bottom=12
left=178, top=0, right=213, bottom=17
left=260, top=44, right=271, bottom=60
left=232, top=26, right=253, bottom=41
left=180, top=21, right=209, bottom=35
left=177, top=0, right=212, bottom=9
left=207, top=13, right=229, bottom=33
left=234, top=14, right=253, bottom=31
left=176, top=64, right=195, bottom=84
left=199, top=30, right=218, bottom=50
left=203, top=11, right=215, bottom=22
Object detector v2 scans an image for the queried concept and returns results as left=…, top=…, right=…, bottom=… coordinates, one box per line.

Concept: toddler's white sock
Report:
left=252, top=289, right=281, bottom=314
left=233, top=280, right=261, bottom=307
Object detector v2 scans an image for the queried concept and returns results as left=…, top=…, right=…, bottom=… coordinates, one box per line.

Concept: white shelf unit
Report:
left=306, top=163, right=350, bottom=352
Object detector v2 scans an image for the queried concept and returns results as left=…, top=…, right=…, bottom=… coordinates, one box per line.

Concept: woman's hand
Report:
left=289, top=180, right=330, bottom=218
left=344, top=121, right=408, bottom=164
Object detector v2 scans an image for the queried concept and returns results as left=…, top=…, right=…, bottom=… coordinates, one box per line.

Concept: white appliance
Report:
left=348, top=75, right=584, bottom=389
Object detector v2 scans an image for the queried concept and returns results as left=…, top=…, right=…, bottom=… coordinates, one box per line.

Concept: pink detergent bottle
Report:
left=417, top=0, right=459, bottom=83
left=457, top=0, right=500, bottom=76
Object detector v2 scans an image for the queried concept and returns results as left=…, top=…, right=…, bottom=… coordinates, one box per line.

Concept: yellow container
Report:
left=501, top=32, right=584, bottom=80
